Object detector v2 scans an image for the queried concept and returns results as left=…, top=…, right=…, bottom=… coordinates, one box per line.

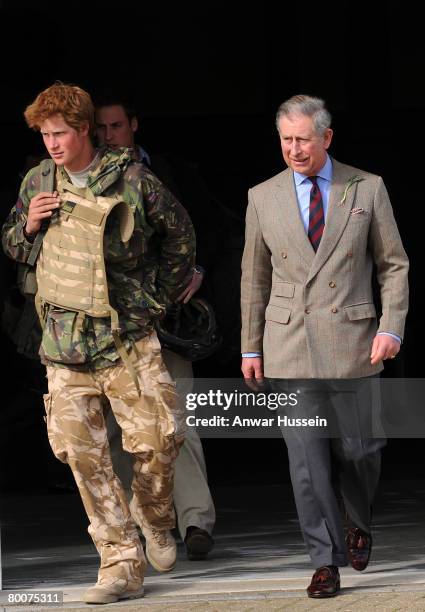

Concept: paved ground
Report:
left=1, top=480, right=424, bottom=611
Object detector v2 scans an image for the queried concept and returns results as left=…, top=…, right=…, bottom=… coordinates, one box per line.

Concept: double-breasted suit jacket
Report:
left=241, top=158, right=409, bottom=379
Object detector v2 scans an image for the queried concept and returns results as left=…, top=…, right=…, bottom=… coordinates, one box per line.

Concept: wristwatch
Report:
left=193, top=264, right=205, bottom=275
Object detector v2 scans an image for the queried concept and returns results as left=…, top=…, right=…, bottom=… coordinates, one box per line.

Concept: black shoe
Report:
left=184, top=526, right=214, bottom=560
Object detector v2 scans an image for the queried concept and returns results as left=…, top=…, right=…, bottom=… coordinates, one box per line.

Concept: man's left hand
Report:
left=177, top=270, right=204, bottom=303
left=370, top=335, right=400, bottom=365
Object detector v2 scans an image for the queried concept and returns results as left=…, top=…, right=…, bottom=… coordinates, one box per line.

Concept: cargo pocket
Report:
left=43, top=392, right=68, bottom=463
left=120, top=387, right=183, bottom=454
left=105, top=353, right=181, bottom=454
left=147, top=343, right=186, bottom=443
left=154, top=377, right=186, bottom=443
left=42, top=309, right=87, bottom=364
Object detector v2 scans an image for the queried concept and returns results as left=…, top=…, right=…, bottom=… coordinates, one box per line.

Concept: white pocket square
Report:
left=350, top=207, right=366, bottom=215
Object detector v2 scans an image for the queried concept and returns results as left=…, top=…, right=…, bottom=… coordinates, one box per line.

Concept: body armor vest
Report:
left=37, top=173, right=134, bottom=326
left=36, top=173, right=142, bottom=394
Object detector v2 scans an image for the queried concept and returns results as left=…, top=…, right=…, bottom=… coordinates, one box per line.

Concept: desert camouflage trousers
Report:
left=43, top=330, right=185, bottom=583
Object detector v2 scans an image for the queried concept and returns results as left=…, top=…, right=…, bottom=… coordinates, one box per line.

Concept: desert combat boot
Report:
left=142, top=523, right=177, bottom=572
left=129, top=497, right=177, bottom=571
left=83, top=541, right=146, bottom=605
left=83, top=576, right=144, bottom=605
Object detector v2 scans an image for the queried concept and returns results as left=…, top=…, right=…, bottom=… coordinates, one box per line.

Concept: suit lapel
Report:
left=306, top=159, right=357, bottom=283
left=273, top=169, right=315, bottom=267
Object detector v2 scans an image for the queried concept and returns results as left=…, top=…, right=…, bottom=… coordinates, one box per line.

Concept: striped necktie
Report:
left=308, top=176, right=325, bottom=251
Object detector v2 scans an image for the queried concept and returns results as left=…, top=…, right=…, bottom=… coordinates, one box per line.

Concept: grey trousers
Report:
left=270, top=377, right=385, bottom=569
left=107, top=349, right=215, bottom=540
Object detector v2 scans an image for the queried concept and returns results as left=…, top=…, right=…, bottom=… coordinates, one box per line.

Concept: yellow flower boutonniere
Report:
left=339, top=176, right=364, bottom=206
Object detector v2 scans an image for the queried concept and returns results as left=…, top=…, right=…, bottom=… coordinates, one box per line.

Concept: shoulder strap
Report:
left=40, top=158, right=56, bottom=192
left=27, top=159, right=56, bottom=267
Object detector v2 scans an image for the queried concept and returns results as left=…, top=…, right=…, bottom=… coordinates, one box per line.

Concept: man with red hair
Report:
left=2, top=83, right=195, bottom=604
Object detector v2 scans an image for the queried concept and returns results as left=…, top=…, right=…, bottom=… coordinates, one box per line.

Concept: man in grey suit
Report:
left=241, top=95, right=409, bottom=598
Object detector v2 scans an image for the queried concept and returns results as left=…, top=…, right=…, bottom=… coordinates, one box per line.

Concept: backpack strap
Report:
left=27, top=159, right=56, bottom=266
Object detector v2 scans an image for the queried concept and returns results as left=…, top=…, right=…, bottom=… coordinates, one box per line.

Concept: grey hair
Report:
left=275, top=95, right=332, bottom=136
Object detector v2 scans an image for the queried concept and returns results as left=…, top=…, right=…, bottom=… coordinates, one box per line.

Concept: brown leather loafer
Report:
left=307, top=565, right=340, bottom=598
left=346, top=527, right=372, bottom=571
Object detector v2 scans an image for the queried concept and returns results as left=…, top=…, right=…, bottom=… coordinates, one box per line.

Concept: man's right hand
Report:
left=176, top=269, right=204, bottom=303
left=241, top=356, right=264, bottom=391
left=25, top=191, right=61, bottom=235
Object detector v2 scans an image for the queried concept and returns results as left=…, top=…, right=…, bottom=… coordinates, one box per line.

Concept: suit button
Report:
left=329, top=281, right=336, bottom=288
left=304, top=308, right=311, bottom=314
left=281, top=252, right=287, bottom=259
left=331, top=306, right=338, bottom=313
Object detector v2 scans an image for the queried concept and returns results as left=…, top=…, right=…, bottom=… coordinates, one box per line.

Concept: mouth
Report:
left=50, top=152, right=64, bottom=159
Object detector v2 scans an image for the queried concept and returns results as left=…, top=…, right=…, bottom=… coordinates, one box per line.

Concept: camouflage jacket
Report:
left=1, top=147, right=196, bottom=369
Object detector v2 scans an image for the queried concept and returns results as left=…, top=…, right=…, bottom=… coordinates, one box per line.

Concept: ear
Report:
left=79, top=121, right=90, bottom=137
left=323, top=128, right=333, bottom=150
left=130, top=117, right=138, bottom=133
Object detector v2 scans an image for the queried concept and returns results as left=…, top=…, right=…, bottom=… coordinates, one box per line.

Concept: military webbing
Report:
left=27, top=159, right=56, bottom=267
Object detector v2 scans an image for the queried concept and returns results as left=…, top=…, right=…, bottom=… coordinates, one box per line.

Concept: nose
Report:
left=49, top=135, right=59, bottom=150
left=290, top=140, right=301, bottom=156
left=105, top=126, right=113, bottom=141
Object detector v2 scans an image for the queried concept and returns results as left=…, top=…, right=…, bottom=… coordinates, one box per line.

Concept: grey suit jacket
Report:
left=241, top=159, right=409, bottom=378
